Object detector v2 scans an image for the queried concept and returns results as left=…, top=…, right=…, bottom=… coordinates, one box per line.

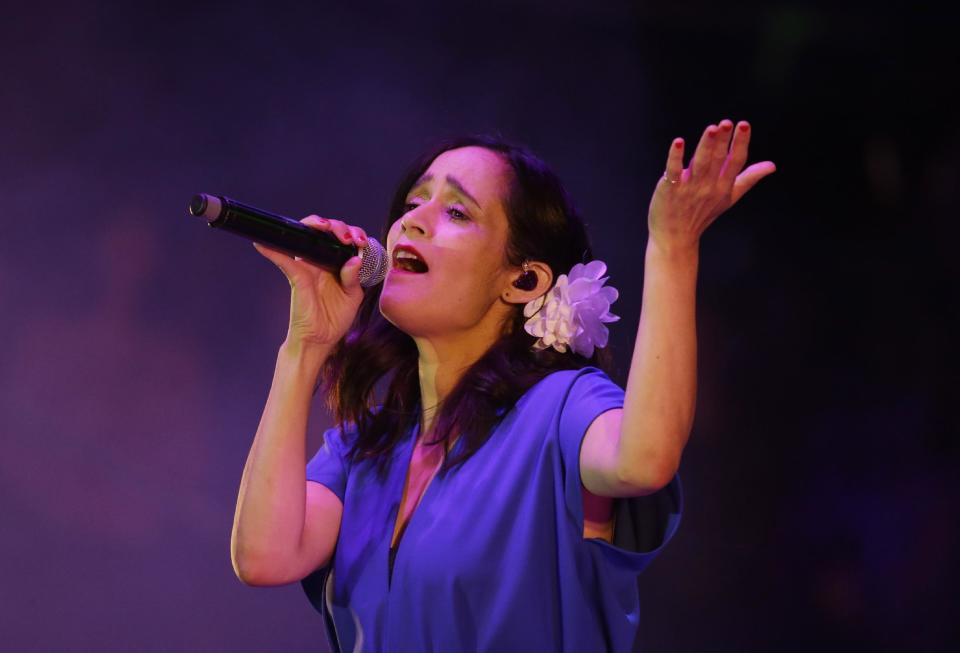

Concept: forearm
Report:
left=617, top=238, right=699, bottom=488
left=230, top=340, right=331, bottom=579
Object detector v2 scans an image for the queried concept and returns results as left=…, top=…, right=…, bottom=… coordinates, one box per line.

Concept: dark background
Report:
left=1, top=1, right=956, bottom=651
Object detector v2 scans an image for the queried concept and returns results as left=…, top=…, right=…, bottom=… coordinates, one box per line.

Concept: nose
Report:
left=398, top=202, right=433, bottom=238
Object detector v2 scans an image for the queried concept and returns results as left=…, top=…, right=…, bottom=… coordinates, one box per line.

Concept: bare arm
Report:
left=581, top=119, right=776, bottom=497
left=231, top=217, right=368, bottom=585
left=231, top=341, right=343, bottom=586
left=579, top=242, right=699, bottom=498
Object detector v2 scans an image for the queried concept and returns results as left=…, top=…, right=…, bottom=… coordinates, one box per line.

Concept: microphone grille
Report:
left=357, top=238, right=388, bottom=288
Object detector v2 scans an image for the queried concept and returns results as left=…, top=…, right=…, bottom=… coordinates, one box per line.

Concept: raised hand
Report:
left=647, top=119, right=776, bottom=252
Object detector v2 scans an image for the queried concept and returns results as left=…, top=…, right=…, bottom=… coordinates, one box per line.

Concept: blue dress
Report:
left=302, top=367, right=682, bottom=652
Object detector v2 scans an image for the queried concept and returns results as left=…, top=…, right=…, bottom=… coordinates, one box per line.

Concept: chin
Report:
left=379, top=283, right=479, bottom=338
left=378, top=284, right=434, bottom=336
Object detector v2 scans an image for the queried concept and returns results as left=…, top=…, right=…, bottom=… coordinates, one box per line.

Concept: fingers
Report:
left=690, top=125, right=717, bottom=177
left=664, top=138, right=685, bottom=183
left=301, top=216, right=368, bottom=289
left=339, top=255, right=363, bottom=290
left=720, top=121, right=752, bottom=186
left=350, top=226, right=368, bottom=247
left=731, top=160, right=777, bottom=204
left=301, top=216, right=367, bottom=247
left=253, top=215, right=369, bottom=281
left=710, top=120, right=734, bottom=177
left=716, top=119, right=734, bottom=165
left=656, top=119, right=774, bottom=221
left=691, top=120, right=738, bottom=180
left=691, top=123, right=722, bottom=178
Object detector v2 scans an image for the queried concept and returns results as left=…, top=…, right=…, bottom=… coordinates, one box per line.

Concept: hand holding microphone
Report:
left=189, top=193, right=387, bottom=348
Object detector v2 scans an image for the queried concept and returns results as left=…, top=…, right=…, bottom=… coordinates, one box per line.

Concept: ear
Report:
left=501, top=260, right=553, bottom=305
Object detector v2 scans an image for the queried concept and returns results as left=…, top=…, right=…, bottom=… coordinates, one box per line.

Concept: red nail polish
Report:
left=739, top=123, right=750, bottom=131
left=674, top=140, right=683, bottom=148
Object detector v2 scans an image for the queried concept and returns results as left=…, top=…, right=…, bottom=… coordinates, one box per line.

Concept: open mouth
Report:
left=392, top=245, right=429, bottom=274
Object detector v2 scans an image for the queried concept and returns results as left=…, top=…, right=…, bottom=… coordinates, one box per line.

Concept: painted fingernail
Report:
left=739, top=122, right=750, bottom=131
left=674, top=139, right=683, bottom=148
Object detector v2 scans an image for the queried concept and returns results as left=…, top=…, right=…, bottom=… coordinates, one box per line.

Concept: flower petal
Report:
left=523, top=294, right=546, bottom=318
left=581, top=260, right=607, bottom=280
left=522, top=258, right=619, bottom=358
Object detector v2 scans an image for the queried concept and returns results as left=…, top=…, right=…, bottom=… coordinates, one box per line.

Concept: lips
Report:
left=392, top=244, right=429, bottom=274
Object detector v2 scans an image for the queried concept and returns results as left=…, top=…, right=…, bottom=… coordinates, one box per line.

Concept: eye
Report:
left=447, top=206, right=470, bottom=222
left=402, top=201, right=420, bottom=213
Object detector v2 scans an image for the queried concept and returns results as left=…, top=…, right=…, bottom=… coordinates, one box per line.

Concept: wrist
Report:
left=278, top=338, right=333, bottom=369
left=646, top=236, right=700, bottom=265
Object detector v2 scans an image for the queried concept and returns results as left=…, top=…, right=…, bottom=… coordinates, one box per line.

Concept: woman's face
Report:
left=380, top=146, right=516, bottom=338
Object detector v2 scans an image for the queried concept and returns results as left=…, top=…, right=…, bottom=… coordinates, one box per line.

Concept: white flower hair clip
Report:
left=522, top=260, right=620, bottom=358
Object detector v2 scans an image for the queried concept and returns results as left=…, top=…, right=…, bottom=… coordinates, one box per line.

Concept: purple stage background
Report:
left=1, top=2, right=956, bottom=651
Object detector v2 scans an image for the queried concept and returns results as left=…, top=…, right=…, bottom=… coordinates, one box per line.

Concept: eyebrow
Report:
left=411, top=173, right=482, bottom=210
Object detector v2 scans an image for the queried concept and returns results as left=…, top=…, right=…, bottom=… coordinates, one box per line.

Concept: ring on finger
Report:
left=663, top=173, right=681, bottom=184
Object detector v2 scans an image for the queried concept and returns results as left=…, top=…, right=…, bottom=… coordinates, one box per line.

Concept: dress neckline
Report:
left=388, top=421, right=446, bottom=587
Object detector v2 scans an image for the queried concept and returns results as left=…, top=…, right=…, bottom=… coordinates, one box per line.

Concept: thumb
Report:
left=340, top=255, right=364, bottom=291
left=732, top=161, right=776, bottom=204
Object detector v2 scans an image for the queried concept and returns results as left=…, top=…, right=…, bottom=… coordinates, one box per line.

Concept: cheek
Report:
left=385, top=220, right=402, bottom=248
left=445, top=248, right=509, bottom=301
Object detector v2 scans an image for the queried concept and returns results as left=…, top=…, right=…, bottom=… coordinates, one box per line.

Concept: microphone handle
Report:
left=189, top=193, right=356, bottom=272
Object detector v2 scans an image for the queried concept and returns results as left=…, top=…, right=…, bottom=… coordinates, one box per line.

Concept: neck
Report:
left=413, top=316, right=505, bottom=439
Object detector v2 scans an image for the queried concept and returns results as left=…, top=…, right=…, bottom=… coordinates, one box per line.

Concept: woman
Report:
left=231, top=121, right=775, bottom=651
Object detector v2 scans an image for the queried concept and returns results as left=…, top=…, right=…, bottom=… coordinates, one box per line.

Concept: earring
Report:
left=513, top=260, right=538, bottom=291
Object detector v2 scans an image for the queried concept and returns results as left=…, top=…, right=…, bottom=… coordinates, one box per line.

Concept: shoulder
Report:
left=322, top=404, right=393, bottom=450
left=529, top=365, right=618, bottom=391
left=313, top=420, right=366, bottom=468
left=504, top=367, right=623, bottom=438
left=320, top=421, right=358, bottom=449
left=522, top=366, right=623, bottom=407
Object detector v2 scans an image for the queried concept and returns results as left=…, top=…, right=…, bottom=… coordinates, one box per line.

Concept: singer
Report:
left=230, top=121, right=775, bottom=652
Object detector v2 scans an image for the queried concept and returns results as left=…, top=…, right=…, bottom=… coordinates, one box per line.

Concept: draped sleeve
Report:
left=306, top=425, right=351, bottom=503
left=557, top=368, right=683, bottom=574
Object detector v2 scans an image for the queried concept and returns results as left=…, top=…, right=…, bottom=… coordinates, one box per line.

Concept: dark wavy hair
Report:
left=319, top=135, right=614, bottom=475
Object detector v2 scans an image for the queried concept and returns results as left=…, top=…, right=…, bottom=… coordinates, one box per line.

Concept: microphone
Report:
left=188, top=193, right=388, bottom=288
